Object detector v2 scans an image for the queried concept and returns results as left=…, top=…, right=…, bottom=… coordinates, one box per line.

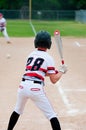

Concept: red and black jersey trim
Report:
left=24, top=73, right=44, bottom=81
left=47, top=67, right=55, bottom=71
left=26, top=66, right=32, bottom=70
left=26, top=65, right=47, bottom=73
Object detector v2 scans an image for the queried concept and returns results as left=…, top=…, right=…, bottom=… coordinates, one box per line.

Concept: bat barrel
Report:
left=54, top=30, right=60, bottom=35
left=54, top=30, right=65, bottom=65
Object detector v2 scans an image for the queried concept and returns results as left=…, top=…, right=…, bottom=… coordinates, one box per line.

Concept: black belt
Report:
left=22, top=78, right=42, bottom=85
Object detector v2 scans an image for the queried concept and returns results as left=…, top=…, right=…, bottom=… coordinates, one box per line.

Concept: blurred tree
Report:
left=32, top=0, right=60, bottom=10
left=0, top=0, right=7, bottom=9
left=0, top=0, right=24, bottom=9
left=7, top=0, right=24, bottom=9
left=0, top=0, right=86, bottom=10
left=57, top=0, right=75, bottom=10
left=76, top=0, right=86, bottom=9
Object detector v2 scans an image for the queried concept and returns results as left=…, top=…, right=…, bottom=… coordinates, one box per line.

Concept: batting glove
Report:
left=58, top=64, right=68, bottom=74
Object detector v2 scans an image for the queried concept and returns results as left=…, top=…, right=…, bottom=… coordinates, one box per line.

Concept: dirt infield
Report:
left=0, top=37, right=86, bottom=130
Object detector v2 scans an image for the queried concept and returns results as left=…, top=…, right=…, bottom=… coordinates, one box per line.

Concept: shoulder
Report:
left=45, top=52, right=53, bottom=60
left=1, top=18, right=6, bottom=22
left=3, top=18, right=6, bottom=21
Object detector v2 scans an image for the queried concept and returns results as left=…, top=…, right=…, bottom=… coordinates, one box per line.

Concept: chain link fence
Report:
left=0, top=9, right=86, bottom=22
left=0, top=10, right=75, bottom=20
left=75, top=10, right=86, bottom=23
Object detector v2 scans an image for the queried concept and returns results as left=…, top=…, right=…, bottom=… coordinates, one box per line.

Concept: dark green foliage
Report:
left=0, top=0, right=24, bottom=9
left=0, top=0, right=86, bottom=10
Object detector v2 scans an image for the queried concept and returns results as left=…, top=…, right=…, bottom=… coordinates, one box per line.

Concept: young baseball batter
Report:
left=7, top=30, right=67, bottom=130
left=0, top=13, right=11, bottom=43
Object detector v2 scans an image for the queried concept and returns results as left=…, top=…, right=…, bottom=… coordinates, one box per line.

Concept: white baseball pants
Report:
left=14, top=80, right=57, bottom=120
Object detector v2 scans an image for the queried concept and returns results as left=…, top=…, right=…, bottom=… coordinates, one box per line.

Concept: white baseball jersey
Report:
left=0, top=17, right=10, bottom=42
left=14, top=49, right=57, bottom=120
left=0, top=17, right=6, bottom=27
left=23, top=49, right=56, bottom=82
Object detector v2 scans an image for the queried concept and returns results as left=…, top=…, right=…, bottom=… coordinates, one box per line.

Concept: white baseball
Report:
left=6, top=54, right=11, bottom=59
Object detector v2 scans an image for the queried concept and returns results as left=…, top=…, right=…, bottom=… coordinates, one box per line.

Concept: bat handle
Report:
left=62, top=60, right=64, bottom=65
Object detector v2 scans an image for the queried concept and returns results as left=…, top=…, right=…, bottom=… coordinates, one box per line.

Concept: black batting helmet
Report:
left=34, top=30, right=52, bottom=49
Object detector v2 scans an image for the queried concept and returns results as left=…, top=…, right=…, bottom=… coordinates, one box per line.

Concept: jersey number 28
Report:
left=26, top=57, right=44, bottom=71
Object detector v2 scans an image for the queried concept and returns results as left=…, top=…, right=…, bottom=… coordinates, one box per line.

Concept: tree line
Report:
left=0, top=0, right=86, bottom=10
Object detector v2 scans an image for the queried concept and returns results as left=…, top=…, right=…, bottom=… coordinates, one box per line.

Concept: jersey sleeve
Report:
left=47, top=56, right=56, bottom=74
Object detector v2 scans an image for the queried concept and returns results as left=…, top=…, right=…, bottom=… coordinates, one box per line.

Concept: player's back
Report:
left=23, top=49, right=55, bottom=82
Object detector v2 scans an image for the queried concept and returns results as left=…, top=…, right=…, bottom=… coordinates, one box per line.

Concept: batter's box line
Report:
left=64, top=88, right=86, bottom=92
left=67, top=109, right=86, bottom=116
left=74, top=41, right=86, bottom=47
left=55, top=81, right=79, bottom=116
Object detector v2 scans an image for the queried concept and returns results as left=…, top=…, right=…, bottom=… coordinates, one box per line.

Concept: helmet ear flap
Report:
left=48, top=40, right=52, bottom=49
left=34, top=38, right=38, bottom=48
left=34, top=30, right=52, bottom=49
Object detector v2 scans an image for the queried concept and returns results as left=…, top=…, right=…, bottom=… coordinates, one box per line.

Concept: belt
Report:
left=22, top=78, right=42, bottom=85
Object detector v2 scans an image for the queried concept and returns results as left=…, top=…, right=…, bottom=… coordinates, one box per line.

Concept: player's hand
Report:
left=58, top=64, right=68, bottom=74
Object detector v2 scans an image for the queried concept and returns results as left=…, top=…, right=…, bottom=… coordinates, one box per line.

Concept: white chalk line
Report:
left=74, top=41, right=86, bottom=47
left=67, top=109, right=86, bottom=116
left=56, top=81, right=78, bottom=115
left=56, top=81, right=71, bottom=109
left=64, top=88, right=86, bottom=92
left=74, top=41, right=81, bottom=47
left=55, top=81, right=86, bottom=116
left=29, top=20, right=36, bottom=36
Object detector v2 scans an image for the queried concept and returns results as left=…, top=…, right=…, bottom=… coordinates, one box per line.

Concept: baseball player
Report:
left=0, top=13, right=11, bottom=43
left=7, top=31, right=67, bottom=130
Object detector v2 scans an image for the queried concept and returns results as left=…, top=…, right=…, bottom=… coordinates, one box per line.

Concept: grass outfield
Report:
left=0, top=20, right=86, bottom=37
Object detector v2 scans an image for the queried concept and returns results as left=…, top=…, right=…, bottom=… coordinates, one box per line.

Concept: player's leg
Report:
left=32, top=90, right=61, bottom=130
left=7, top=87, right=28, bottom=130
left=50, top=117, right=61, bottom=130
left=7, top=111, right=20, bottom=130
left=2, top=27, right=11, bottom=43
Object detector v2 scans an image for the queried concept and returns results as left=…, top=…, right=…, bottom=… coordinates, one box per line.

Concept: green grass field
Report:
left=0, top=20, right=86, bottom=37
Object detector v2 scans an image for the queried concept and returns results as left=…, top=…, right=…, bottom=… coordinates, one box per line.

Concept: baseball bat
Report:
left=54, top=30, right=64, bottom=65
